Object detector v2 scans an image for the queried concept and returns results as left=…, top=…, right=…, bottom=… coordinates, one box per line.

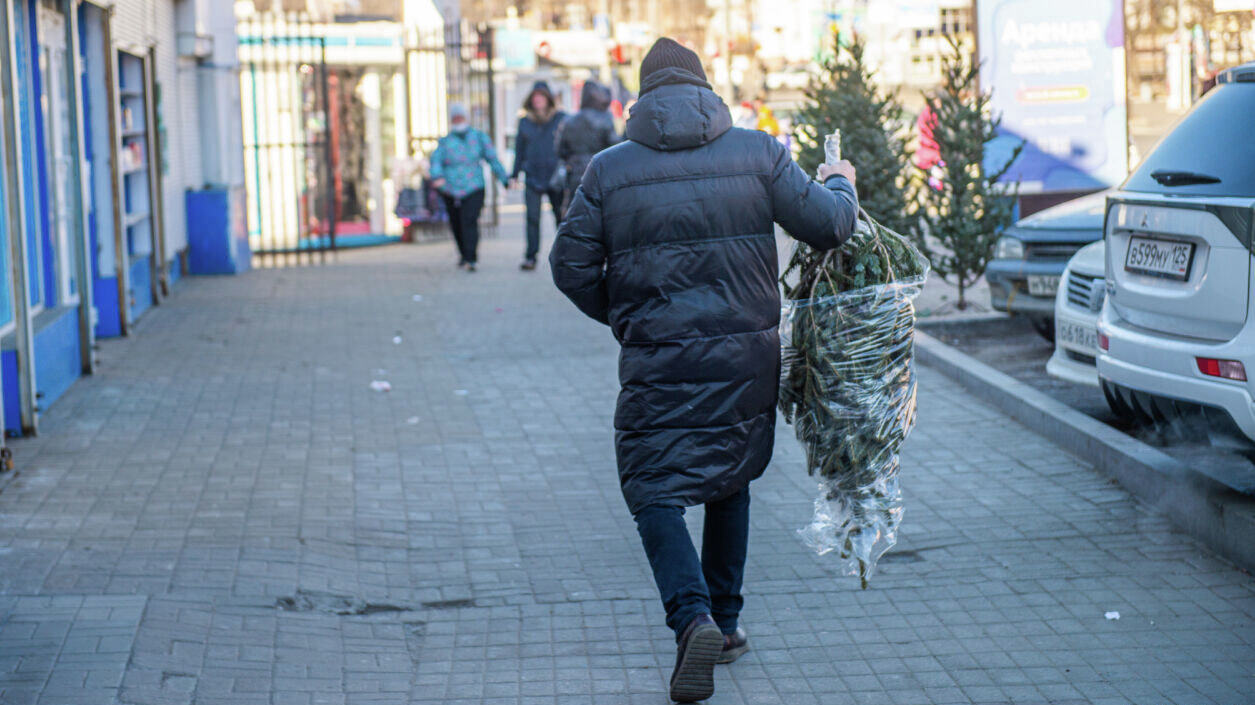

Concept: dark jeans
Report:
left=633, top=487, right=750, bottom=638
left=441, top=189, right=485, bottom=264
left=523, top=185, right=563, bottom=261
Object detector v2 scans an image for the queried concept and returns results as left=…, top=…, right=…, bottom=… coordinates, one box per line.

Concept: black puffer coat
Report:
left=556, top=81, right=619, bottom=197
left=550, top=67, right=859, bottom=513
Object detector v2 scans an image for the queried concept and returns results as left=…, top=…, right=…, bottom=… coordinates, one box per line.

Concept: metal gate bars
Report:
left=238, top=11, right=335, bottom=264
left=238, top=14, right=498, bottom=262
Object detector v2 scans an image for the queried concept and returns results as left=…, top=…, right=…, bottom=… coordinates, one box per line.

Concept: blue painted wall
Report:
left=32, top=309, right=80, bottom=414
left=78, top=3, right=123, bottom=339
left=0, top=309, right=81, bottom=436
left=130, top=258, right=151, bottom=321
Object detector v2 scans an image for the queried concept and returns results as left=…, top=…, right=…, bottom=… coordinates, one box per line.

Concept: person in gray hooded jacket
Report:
left=549, top=38, right=859, bottom=702
left=555, top=79, right=619, bottom=215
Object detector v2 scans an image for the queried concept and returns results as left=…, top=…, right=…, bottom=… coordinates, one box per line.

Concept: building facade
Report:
left=0, top=0, right=245, bottom=436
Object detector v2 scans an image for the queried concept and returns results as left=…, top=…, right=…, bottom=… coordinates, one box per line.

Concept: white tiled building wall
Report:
left=108, top=0, right=201, bottom=261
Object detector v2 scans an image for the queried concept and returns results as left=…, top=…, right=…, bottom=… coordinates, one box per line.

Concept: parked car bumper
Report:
left=1047, top=247, right=1104, bottom=388
left=1097, top=309, right=1255, bottom=442
left=985, top=259, right=1063, bottom=315
left=1047, top=301, right=1100, bottom=387
left=1047, top=347, right=1099, bottom=387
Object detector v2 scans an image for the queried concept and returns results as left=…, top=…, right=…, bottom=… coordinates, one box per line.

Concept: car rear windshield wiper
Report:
left=1150, top=169, right=1222, bottom=186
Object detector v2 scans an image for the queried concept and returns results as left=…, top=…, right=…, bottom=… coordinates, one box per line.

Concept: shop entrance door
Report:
left=113, top=48, right=162, bottom=327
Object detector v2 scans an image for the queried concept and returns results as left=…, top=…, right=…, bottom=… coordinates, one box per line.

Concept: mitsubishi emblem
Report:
left=1139, top=213, right=1149, bottom=228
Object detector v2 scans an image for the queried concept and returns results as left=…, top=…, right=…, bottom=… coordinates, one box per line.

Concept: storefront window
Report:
left=38, top=3, right=80, bottom=306
left=14, top=0, right=46, bottom=310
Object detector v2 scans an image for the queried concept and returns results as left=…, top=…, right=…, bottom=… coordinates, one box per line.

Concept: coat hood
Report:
left=579, top=80, right=612, bottom=111
left=524, top=81, right=558, bottom=123
left=625, top=67, right=732, bottom=151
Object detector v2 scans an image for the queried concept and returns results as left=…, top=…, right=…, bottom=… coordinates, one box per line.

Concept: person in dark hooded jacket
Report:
left=511, top=81, right=567, bottom=270
left=555, top=79, right=619, bottom=215
left=549, top=38, right=858, bottom=703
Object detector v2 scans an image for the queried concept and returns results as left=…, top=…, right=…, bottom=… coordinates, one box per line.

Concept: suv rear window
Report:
left=1123, top=83, right=1255, bottom=198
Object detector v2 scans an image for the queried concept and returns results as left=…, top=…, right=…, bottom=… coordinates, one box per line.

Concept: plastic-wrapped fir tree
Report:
left=780, top=88, right=930, bottom=591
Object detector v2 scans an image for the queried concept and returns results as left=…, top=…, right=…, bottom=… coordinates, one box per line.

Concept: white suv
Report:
left=1097, top=62, right=1255, bottom=443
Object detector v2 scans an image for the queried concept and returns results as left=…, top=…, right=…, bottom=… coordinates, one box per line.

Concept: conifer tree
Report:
left=795, top=34, right=913, bottom=236
left=910, top=35, right=1023, bottom=310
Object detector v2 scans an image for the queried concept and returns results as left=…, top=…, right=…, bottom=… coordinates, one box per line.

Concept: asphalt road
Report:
left=920, top=315, right=1255, bottom=494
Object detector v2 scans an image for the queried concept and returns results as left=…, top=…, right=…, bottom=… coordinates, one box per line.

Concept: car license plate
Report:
left=1027, top=275, right=1060, bottom=297
left=1124, top=235, right=1195, bottom=280
left=1056, top=320, right=1098, bottom=353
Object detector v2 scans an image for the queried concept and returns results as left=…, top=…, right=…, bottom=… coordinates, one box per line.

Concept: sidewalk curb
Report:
left=915, top=330, right=1255, bottom=572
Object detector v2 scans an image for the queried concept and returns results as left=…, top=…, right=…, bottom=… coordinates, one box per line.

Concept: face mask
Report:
left=451, top=122, right=469, bottom=133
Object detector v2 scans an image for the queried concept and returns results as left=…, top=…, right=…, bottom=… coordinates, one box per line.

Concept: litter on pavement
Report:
left=370, top=380, right=392, bottom=392
left=1105, top=611, right=1120, bottom=620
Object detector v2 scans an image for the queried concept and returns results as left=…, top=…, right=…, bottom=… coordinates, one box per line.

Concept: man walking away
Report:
left=511, top=81, right=567, bottom=271
left=549, top=38, right=858, bottom=703
left=429, top=103, right=508, bottom=271
left=556, top=79, right=619, bottom=216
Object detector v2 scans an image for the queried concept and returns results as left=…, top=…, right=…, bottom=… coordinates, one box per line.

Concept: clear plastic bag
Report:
left=779, top=211, right=928, bottom=588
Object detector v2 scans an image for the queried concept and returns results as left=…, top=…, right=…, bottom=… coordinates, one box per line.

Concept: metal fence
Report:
left=239, top=16, right=498, bottom=260
left=238, top=12, right=335, bottom=264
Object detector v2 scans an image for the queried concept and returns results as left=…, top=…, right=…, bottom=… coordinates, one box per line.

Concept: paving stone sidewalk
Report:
left=0, top=225, right=1252, bottom=705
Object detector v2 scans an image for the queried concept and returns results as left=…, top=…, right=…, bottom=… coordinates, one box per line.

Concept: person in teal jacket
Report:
left=429, top=103, right=508, bottom=271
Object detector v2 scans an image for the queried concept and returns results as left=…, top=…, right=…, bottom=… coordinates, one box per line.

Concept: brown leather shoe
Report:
left=669, top=614, right=722, bottom=702
left=717, top=627, right=749, bottom=664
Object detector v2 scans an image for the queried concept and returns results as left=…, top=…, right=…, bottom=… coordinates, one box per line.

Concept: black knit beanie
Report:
left=640, top=37, right=706, bottom=84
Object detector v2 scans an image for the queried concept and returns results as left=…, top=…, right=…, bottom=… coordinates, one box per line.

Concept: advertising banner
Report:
left=495, top=29, right=536, bottom=71
left=978, top=0, right=1129, bottom=192
left=533, top=31, right=608, bottom=68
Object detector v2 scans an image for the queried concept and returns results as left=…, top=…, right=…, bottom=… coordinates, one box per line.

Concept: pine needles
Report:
left=779, top=210, right=928, bottom=588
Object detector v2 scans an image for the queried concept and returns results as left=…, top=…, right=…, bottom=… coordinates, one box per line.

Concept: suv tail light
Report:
left=1098, top=332, right=1110, bottom=351
left=1196, top=357, right=1247, bottom=382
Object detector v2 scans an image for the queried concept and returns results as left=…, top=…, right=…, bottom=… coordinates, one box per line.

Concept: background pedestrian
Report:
left=555, top=79, right=619, bottom=216
left=549, top=37, right=859, bottom=703
left=510, top=81, right=567, bottom=271
left=429, top=103, right=508, bottom=272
